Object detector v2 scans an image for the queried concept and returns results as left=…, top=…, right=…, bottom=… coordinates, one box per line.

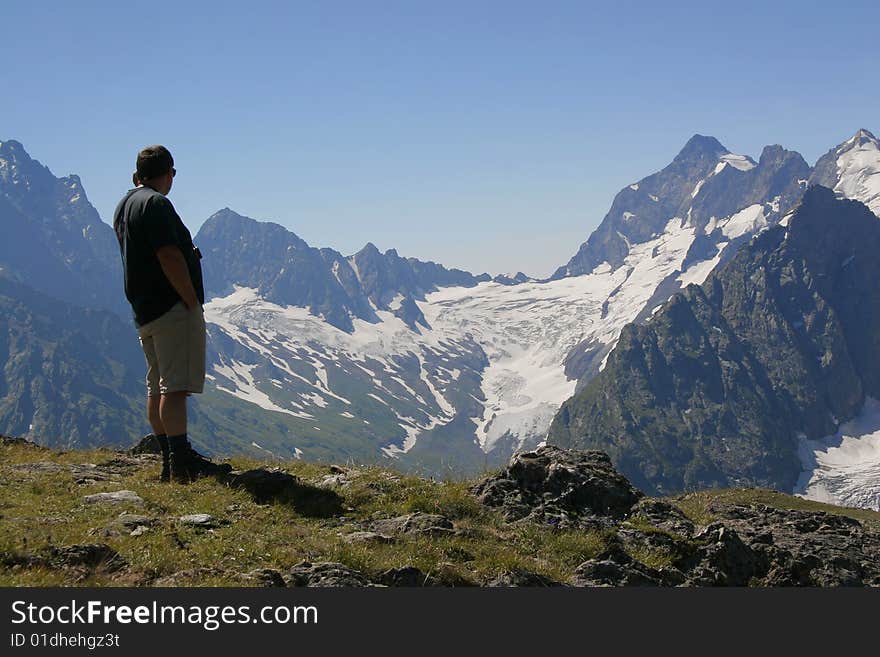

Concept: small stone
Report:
left=342, top=531, right=393, bottom=544
left=377, top=566, right=432, bottom=587
left=244, top=568, right=286, bottom=587
left=83, top=490, right=144, bottom=506
left=130, top=526, right=149, bottom=537
left=116, top=513, right=155, bottom=528
left=178, top=513, right=218, bottom=527
left=88, top=526, right=124, bottom=538
left=319, top=474, right=352, bottom=488
left=153, top=567, right=222, bottom=587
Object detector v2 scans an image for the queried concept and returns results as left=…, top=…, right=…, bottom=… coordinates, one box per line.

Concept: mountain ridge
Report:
left=548, top=186, right=880, bottom=506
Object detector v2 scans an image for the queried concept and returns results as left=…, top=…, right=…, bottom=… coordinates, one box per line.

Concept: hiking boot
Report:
left=156, top=434, right=170, bottom=482
left=168, top=435, right=232, bottom=483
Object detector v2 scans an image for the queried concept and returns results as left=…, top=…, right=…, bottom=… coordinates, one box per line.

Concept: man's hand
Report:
left=156, top=245, right=200, bottom=310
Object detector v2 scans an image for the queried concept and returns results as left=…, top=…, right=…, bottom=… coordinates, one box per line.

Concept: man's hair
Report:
left=136, top=145, right=174, bottom=181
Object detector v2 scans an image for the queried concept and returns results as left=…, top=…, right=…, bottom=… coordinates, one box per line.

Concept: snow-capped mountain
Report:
left=550, top=135, right=810, bottom=279
left=199, top=129, right=880, bottom=475
left=197, top=208, right=491, bottom=332
left=549, top=186, right=880, bottom=505
left=810, top=128, right=880, bottom=216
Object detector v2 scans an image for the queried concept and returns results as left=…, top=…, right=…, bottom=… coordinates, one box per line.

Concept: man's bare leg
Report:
left=147, top=394, right=165, bottom=435
left=159, top=391, right=188, bottom=437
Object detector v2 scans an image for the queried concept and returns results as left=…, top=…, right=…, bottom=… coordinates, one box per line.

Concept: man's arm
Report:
left=156, top=245, right=200, bottom=310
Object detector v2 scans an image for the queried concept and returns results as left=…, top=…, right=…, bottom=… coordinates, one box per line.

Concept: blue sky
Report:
left=3, top=1, right=878, bottom=277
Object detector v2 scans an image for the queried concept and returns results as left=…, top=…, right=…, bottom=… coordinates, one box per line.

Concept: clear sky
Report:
left=3, top=1, right=878, bottom=277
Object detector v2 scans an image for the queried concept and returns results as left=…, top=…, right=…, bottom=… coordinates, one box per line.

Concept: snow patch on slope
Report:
left=720, top=153, right=756, bottom=172
left=422, top=216, right=700, bottom=451
left=720, top=204, right=767, bottom=240
left=214, top=359, right=314, bottom=419
left=796, top=398, right=880, bottom=511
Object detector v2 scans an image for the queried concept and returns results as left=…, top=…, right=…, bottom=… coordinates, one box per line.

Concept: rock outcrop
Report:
left=470, top=446, right=643, bottom=526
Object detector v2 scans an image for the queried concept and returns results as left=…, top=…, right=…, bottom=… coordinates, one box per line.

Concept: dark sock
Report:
left=168, top=434, right=189, bottom=450
left=150, top=432, right=168, bottom=452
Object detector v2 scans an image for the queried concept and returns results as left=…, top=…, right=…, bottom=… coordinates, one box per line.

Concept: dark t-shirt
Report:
left=113, top=186, right=205, bottom=327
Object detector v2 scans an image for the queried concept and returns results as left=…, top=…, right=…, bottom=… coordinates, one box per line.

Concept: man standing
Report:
left=113, top=145, right=229, bottom=483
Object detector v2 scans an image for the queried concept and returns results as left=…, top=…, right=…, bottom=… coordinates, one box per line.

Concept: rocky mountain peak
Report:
left=206, top=207, right=256, bottom=225
left=0, top=139, right=32, bottom=165
left=757, top=144, right=799, bottom=165
left=673, top=134, right=729, bottom=163
left=850, top=128, right=879, bottom=148
left=0, top=139, right=24, bottom=155
left=492, top=271, right=530, bottom=285
left=0, top=138, right=125, bottom=315
left=201, top=208, right=310, bottom=249
left=356, top=242, right=382, bottom=258
left=0, top=138, right=49, bottom=185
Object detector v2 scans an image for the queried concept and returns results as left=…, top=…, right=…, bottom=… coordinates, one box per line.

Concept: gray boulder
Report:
left=679, top=523, right=759, bottom=586
left=471, top=446, right=643, bottom=524
left=377, top=566, right=433, bottom=587
left=486, top=569, right=562, bottom=587
left=44, top=544, right=126, bottom=572
left=83, top=490, right=144, bottom=506
left=244, top=568, right=287, bottom=587
left=129, top=434, right=162, bottom=454
left=178, top=514, right=220, bottom=528
left=343, top=531, right=394, bottom=544
left=630, top=499, right=696, bottom=536
left=116, top=513, right=156, bottom=528
left=570, top=546, right=664, bottom=587
left=287, top=561, right=372, bottom=587
left=370, top=512, right=454, bottom=537
left=699, top=503, right=880, bottom=586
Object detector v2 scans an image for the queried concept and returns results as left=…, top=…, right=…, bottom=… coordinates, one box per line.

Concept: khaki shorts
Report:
left=138, top=301, right=206, bottom=396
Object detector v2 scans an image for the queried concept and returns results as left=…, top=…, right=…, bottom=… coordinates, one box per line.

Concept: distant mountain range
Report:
left=1, top=129, right=878, bottom=508
left=197, top=208, right=491, bottom=332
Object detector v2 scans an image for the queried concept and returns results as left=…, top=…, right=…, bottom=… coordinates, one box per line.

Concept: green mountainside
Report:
left=0, top=277, right=143, bottom=448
